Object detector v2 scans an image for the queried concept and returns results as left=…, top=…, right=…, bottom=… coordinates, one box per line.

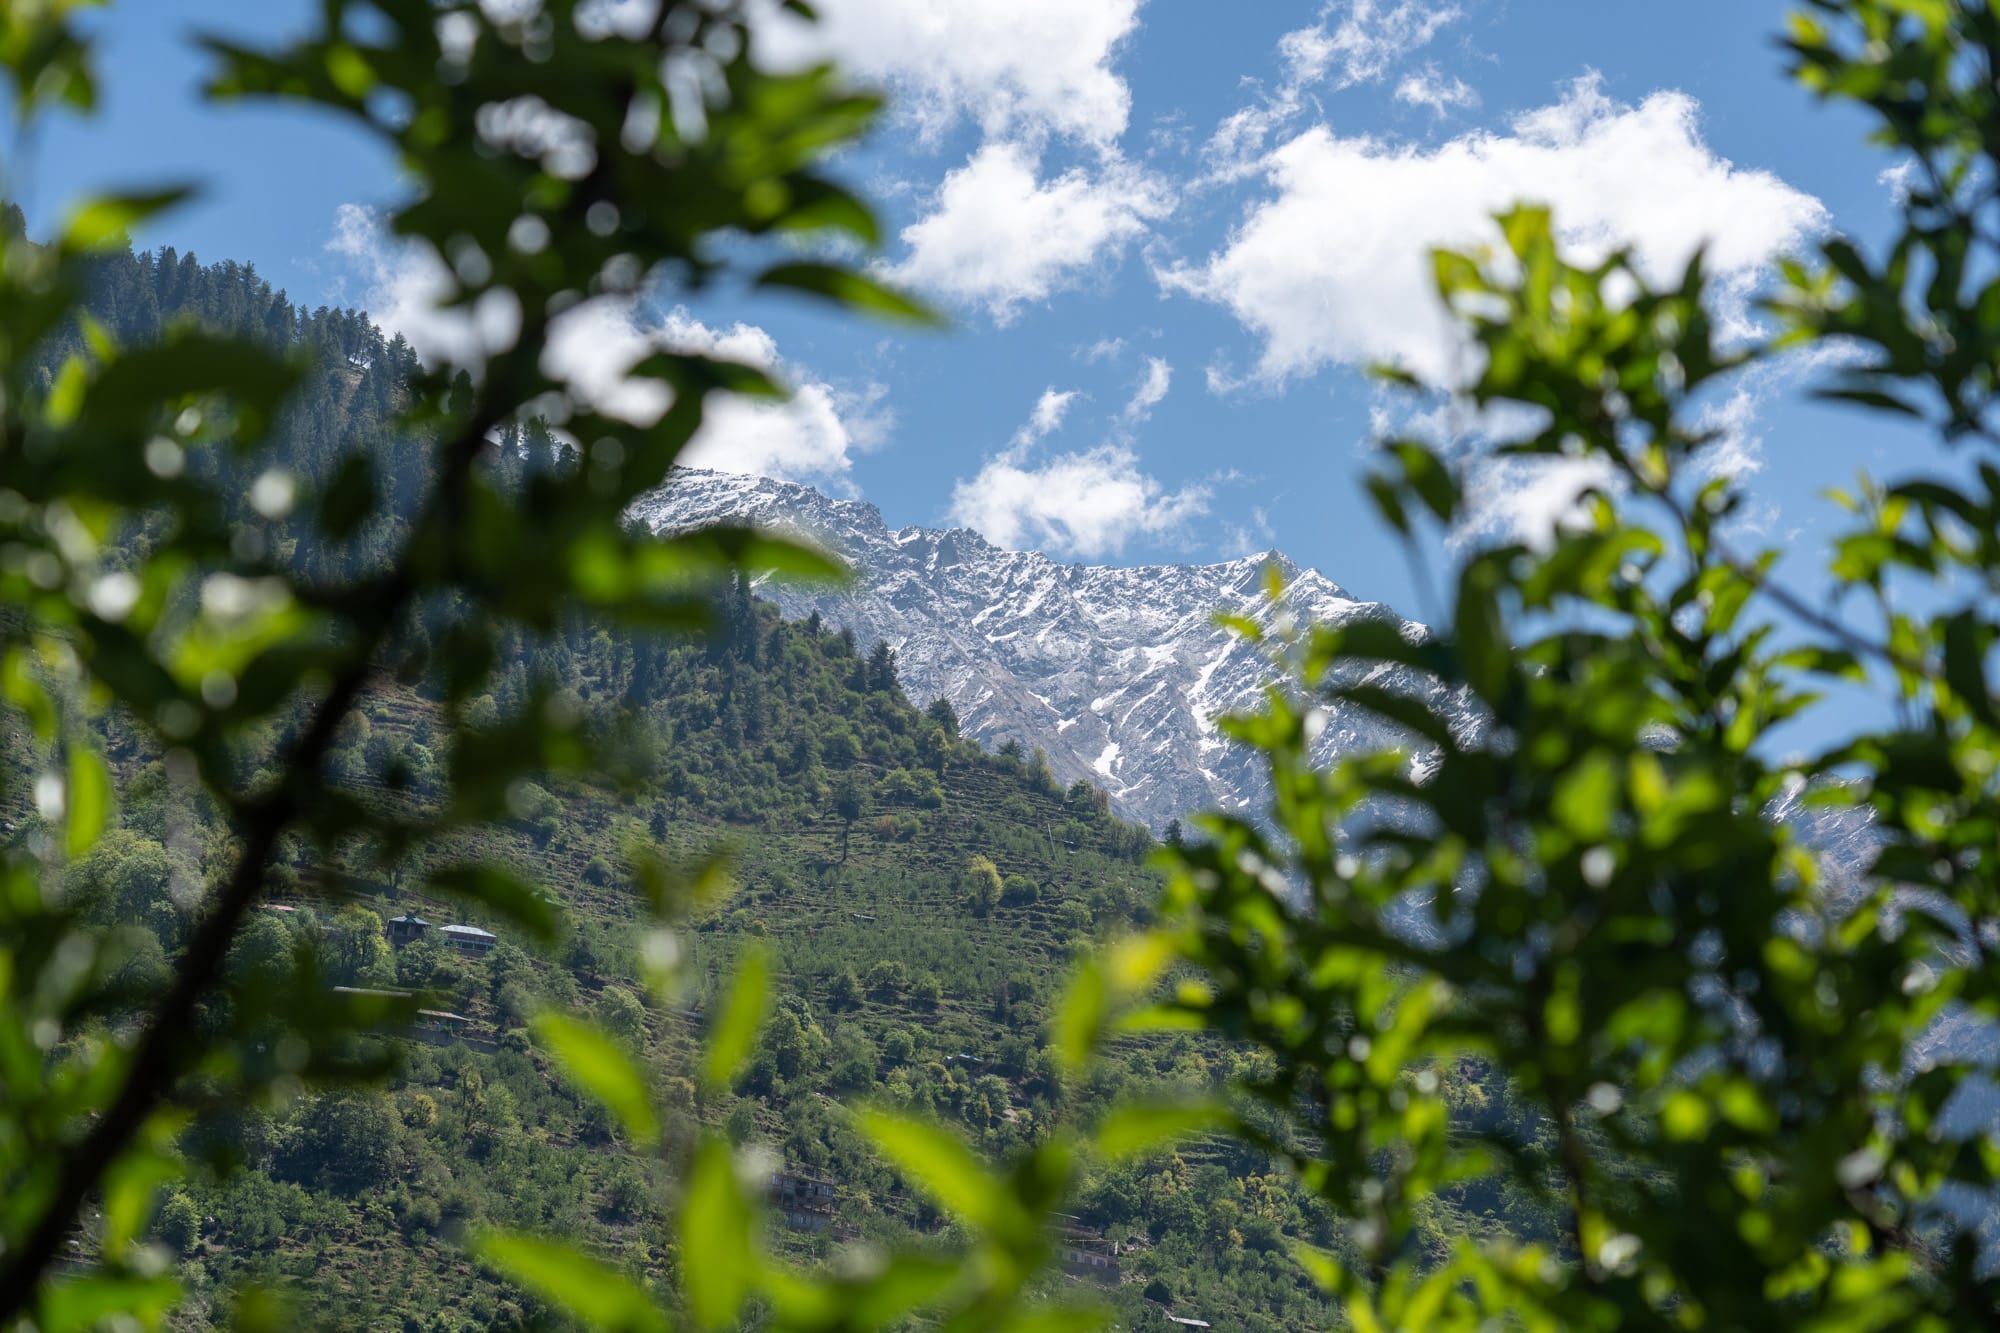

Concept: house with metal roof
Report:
left=439, top=923, right=498, bottom=955
left=414, top=1008, right=470, bottom=1034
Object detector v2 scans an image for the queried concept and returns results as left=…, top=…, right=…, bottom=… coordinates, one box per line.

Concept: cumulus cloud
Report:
left=755, top=0, right=1141, bottom=146
left=950, top=445, right=1208, bottom=557
left=949, top=385, right=1206, bottom=557
left=545, top=303, right=889, bottom=482
left=1164, top=76, right=1828, bottom=386
left=1395, top=64, right=1479, bottom=115
left=326, top=205, right=881, bottom=484
left=890, top=142, right=1171, bottom=323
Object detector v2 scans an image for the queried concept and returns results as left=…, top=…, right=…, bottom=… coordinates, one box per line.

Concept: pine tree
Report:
left=866, top=641, right=897, bottom=692
left=924, top=697, right=959, bottom=737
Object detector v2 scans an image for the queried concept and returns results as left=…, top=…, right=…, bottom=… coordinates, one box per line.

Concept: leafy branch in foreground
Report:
left=0, top=0, right=915, bottom=1325
left=1060, top=4, right=2000, bottom=1328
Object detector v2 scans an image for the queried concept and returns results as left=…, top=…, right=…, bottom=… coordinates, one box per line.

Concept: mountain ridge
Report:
left=633, top=468, right=1468, bottom=828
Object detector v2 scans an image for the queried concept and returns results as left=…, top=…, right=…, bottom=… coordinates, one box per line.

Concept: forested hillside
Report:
left=0, top=243, right=1505, bottom=1330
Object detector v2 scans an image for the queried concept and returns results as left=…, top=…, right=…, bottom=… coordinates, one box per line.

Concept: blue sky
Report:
left=18, top=0, right=1915, bottom=623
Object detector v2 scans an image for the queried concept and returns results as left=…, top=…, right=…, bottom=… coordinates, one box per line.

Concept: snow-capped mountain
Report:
left=632, top=469, right=1467, bottom=829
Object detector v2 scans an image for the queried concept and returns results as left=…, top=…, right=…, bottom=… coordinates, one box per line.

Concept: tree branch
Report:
left=0, top=394, right=506, bottom=1321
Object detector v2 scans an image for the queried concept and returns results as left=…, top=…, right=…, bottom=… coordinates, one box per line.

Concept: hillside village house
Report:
left=413, top=1008, right=470, bottom=1036
left=386, top=913, right=428, bottom=945
left=439, top=923, right=498, bottom=956
left=768, top=1170, right=839, bottom=1234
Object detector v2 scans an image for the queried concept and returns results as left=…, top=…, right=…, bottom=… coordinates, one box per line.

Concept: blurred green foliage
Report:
left=1062, top=3, right=2000, bottom=1328
left=0, top=0, right=950, bottom=1326
left=13, top=0, right=2000, bottom=1330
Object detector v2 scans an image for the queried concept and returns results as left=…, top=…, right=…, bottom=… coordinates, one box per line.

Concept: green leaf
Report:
left=1366, top=473, right=1412, bottom=536
left=62, top=188, right=192, bottom=252
left=1552, top=749, right=1620, bottom=841
left=1053, top=960, right=1108, bottom=1071
left=1326, top=684, right=1456, bottom=750
left=473, top=1232, right=668, bottom=1333
left=221, top=1285, right=295, bottom=1333
left=1213, top=611, right=1264, bottom=643
left=1942, top=609, right=2000, bottom=729
left=64, top=744, right=110, bottom=858
left=99, top=1140, right=182, bottom=1256
left=425, top=864, right=559, bottom=942
left=532, top=1013, right=659, bottom=1146
left=84, top=333, right=299, bottom=439
left=38, top=1275, right=183, bottom=1333
left=858, top=1109, right=1006, bottom=1233
left=754, top=262, right=942, bottom=325
left=657, top=525, right=850, bottom=584
left=1812, top=386, right=1924, bottom=418
left=681, top=1138, right=757, bottom=1329
left=1387, top=441, right=1461, bottom=523
left=1452, top=560, right=1511, bottom=703
left=703, top=945, right=770, bottom=1091
left=773, top=178, right=882, bottom=245
left=1096, top=1099, right=1231, bottom=1158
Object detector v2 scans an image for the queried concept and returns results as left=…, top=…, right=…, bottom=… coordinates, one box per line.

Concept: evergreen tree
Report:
left=866, top=640, right=897, bottom=692
left=923, top=697, right=959, bottom=737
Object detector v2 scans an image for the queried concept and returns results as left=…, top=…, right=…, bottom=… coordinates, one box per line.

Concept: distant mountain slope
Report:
left=634, top=470, right=1469, bottom=828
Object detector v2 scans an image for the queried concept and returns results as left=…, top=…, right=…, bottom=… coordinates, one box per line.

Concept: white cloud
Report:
left=546, top=303, right=888, bottom=483
left=1879, top=158, right=1919, bottom=206
left=890, top=142, right=1171, bottom=324
left=326, top=204, right=519, bottom=369
left=1461, top=454, right=1620, bottom=552
left=1015, top=388, right=1079, bottom=447
left=1688, top=341, right=1853, bottom=488
left=950, top=443, right=1208, bottom=557
left=1366, top=393, right=1613, bottom=551
left=1119, top=356, right=1172, bottom=426
left=1082, top=336, right=1128, bottom=363
left=1164, top=76, right=1828, bottom=386
left=326, top=205, right=884, bottom=484
left=1378, top=339, right=1852, bottom=552
left=1222, top=501, right=1281, bottom=557
left=755, top=0, right=1142, bottom=146
left=1395, top=64, right=1478, bottom=115
left=1285, top=0, right=1464, bottom=89
left=1204, top=1, right=1469, bottom=179
left=949, top=385, right=1207, bottom=557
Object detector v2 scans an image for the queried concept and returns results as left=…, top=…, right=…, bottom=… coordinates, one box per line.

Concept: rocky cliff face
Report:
left=632, top=469, right=1468, bottom=829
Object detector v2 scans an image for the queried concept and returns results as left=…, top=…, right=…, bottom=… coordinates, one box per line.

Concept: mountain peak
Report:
left=633, top=469, right=1453, bottom=828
